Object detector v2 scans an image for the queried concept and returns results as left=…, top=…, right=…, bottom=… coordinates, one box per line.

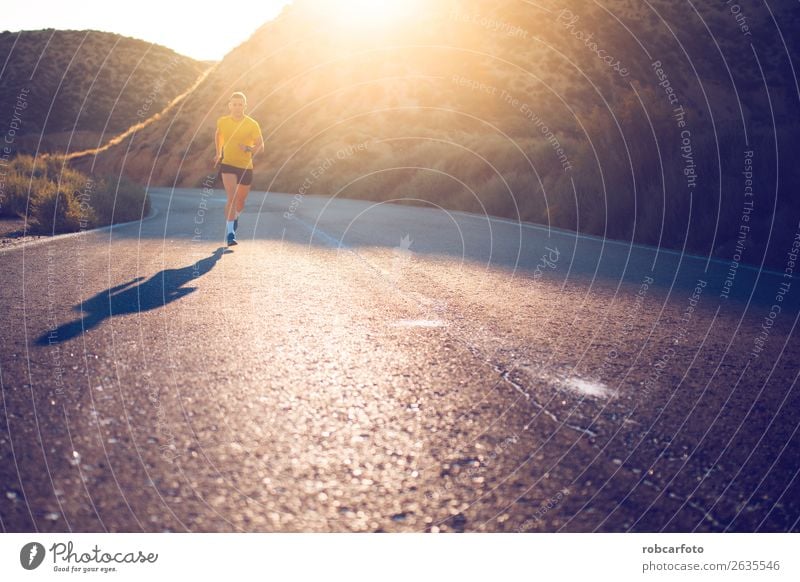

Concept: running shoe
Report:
left=227, top=232, right=238, bottom=246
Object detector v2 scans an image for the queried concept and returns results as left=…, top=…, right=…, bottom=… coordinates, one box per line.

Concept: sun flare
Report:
left=320, top=0, right=423, bottom=32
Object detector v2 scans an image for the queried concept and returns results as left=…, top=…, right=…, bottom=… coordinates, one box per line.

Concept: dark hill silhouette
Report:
left=0, top=29, right=208, bottom=153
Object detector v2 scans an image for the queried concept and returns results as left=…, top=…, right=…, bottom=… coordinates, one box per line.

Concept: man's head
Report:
left=228, top=92, right=247, bottom=116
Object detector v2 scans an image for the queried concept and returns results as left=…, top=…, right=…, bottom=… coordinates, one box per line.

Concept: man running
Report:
left=214, top=92, right=264, bottom=246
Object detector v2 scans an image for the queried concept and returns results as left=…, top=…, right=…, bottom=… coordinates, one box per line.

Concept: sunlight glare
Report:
left=321, top=0, right=423, bottom=32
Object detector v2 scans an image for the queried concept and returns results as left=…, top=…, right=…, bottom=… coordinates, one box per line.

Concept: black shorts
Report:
left=218, top=163, right=253, bottom=186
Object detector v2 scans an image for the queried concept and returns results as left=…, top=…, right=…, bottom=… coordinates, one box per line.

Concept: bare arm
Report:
left=253, top=134, right=265, bottom=156
left=240, top=134, right=264, bottom=156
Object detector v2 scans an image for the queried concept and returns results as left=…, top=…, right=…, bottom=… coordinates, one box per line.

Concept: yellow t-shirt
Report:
left=216, top=115, right=262, bottom=170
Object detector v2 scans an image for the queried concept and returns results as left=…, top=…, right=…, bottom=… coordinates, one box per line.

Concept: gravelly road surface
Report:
left=1, top=188, right=798, bottom=532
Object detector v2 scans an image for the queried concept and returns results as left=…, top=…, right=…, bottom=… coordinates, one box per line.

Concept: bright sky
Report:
left=2, top=0, right=293, bottom=61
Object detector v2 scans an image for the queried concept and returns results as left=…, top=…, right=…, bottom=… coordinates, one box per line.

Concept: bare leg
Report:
left=221, top=173, right=240, bottom=221
left=234, top=184, right=251, bottom=216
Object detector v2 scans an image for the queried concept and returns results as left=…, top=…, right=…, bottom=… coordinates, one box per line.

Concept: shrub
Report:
left=0, top=171, right=34, bottom=218
left=2, top=154, right=149, bottom=234
left=28, top=178, right=95, bottom=234
left=91, top=176, right=151, bottom=224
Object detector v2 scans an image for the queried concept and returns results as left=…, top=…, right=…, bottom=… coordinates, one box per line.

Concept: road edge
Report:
left=0, top=198, right=160, bottom=255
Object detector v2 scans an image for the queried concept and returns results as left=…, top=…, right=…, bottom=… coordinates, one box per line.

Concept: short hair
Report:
left=230, top=91, right=247, bottom=102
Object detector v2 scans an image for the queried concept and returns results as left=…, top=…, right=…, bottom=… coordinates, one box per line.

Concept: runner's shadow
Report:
left=36, top=248, right=227, bottom=346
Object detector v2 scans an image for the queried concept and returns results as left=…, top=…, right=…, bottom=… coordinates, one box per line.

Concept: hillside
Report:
left=0, top=29, right=208, bottom=153
left=69, top=0, right=800, bottom=268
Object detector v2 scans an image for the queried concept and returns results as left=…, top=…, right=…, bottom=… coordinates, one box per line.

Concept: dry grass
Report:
left=1, top=155, right=149, bottom=234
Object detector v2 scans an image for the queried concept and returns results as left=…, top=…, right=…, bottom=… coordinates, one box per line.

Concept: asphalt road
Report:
left=1, top=188, right=799, bottom=532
